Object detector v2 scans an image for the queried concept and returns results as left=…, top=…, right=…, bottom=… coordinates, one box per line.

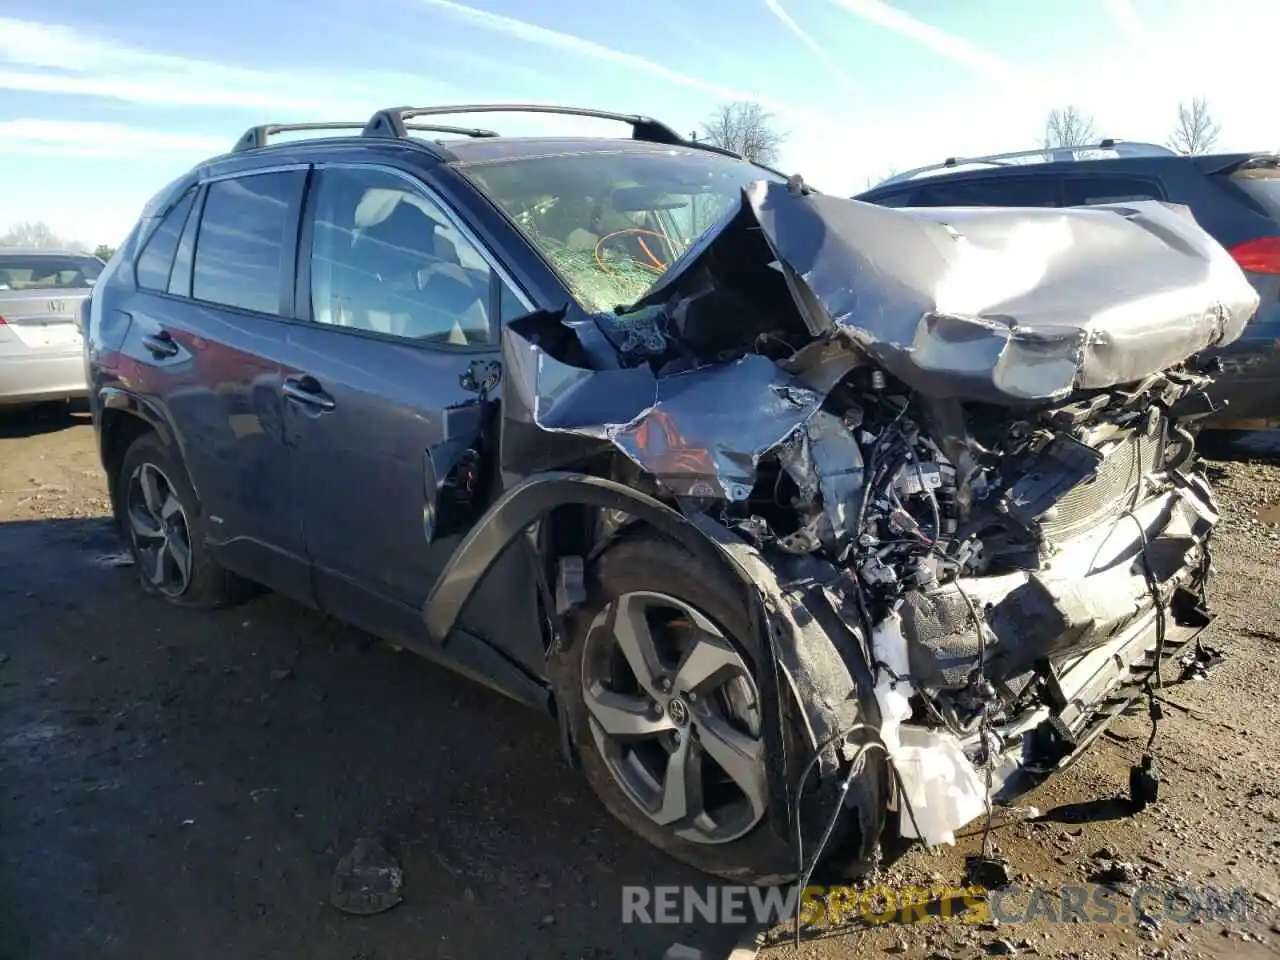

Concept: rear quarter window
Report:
left=136, top=189, right=197, bottom=291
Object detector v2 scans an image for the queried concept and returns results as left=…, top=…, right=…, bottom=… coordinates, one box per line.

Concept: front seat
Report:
left=412, top=231, right=490, bottom=344
left=350, top=196, right=488, bottom=344
left=344, top=198, right=439, bottom=335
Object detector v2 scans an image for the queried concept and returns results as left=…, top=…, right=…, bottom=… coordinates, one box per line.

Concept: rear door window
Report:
left=1063, top=176, right=1165, bottom=206
left=192, top=171, right=306, bottom=316
left=909, top=176, right=1060, bottom=207
left=136, top=189, right=196, bottom=291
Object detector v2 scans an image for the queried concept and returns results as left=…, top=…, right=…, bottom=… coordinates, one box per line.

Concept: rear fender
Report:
left=97, top=387, right=198, bottom=511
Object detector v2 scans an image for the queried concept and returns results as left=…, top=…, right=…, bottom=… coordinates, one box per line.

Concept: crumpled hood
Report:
left=501, top=180, right=1260, bottom=501
left=637, top=180, right=1260, bottom=405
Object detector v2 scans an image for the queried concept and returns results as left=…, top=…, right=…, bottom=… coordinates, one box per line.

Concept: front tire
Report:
left=114, top=433, right=245, bottom=608
left=555, top=535, right=800, bottom=884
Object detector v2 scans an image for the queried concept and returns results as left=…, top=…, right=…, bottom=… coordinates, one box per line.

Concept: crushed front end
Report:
left=500, top=180, right=1259, bottom=869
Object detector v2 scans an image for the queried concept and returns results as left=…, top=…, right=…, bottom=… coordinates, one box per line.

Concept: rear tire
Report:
left=114, top=432, right=247, bottom=608
left=554, top=535, right=802, bottom=884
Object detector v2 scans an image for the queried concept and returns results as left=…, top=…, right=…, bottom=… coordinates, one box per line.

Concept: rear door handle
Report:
left=141, top=330, right=179, bottom=358
left=282, top=375, right=336, bottom=412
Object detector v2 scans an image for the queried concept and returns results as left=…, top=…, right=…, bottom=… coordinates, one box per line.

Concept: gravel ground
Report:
left=1, top=405, right=1278, bottom=960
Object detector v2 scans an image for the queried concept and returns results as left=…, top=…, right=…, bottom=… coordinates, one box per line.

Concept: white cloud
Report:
left=417, top=0, right=758, bottom=102
left=0, top=17, right=451, bottom=114
left=827, top=0, right=1012, bottom=79
left=764, top=0, right=862, bottom=95
left=0, top=119, right=226, bottom=158
left=1104, top=0, right=1143, bottom=38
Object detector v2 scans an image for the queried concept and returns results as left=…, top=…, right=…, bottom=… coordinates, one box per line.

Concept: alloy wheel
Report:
left=125, top=462, right=193, bottom=598
left=580, top=590, right=768, bottom=845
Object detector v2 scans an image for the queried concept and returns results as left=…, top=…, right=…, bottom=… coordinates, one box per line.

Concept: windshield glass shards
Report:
left=460, top=149, right=782, bottom=313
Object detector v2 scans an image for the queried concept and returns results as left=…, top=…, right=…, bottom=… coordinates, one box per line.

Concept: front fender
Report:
left=423, top=471, right=759, bottom=643
left=422, top=472, right=895, bottom=856
left=422, top=472, right=794, bottom=838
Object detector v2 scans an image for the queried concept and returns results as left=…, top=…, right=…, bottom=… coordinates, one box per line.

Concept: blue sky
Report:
left=3, top=0, right=1278, bottom=246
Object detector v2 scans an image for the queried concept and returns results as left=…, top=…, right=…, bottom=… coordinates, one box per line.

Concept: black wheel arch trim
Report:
left=97, top=387, right=201, bottom=512
left=422, top=472, right=753, bottom=642
left=421, top=471, right=884, bottom=849
left=98, top=385, right=172, bottom=436
left=422, top=471, right=793, bottom=836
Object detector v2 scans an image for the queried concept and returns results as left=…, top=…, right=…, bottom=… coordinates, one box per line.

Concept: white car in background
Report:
left=0, top=248, right=103, bottom=406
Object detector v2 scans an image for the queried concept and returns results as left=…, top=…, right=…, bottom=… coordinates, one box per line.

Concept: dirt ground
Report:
left=1, top=405, right=1279, bottom=960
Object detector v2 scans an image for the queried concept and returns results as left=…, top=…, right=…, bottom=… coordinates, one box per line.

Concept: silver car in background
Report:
left=0, top=248, right=103, bottom=406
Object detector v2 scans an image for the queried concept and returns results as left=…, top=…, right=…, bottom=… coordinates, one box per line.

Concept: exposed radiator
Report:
left=1000, top=416, right=1166, bottom=544
left=1038, top=421, right=1165, bottom=541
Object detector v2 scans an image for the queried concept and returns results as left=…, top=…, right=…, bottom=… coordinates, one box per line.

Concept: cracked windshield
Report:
left=463, top=151, right=779, bottom=312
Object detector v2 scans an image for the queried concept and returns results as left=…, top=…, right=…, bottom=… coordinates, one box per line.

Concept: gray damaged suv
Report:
left=85, top=105, right=1258, bottom=883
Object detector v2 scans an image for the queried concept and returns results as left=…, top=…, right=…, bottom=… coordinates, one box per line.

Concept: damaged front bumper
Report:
left=688, top=466, right=1219, bottom=855
left=429, top=179, right=1251, bottom=875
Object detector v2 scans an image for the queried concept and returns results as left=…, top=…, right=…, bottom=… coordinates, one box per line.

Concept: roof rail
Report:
left=874, top=139, right=1176, bottom=188
left=404, top=123, right=500, bottom=138
left=231, top=122, right=367, bottom=153
left=362, top=103, right=687, bottom=146
left=230, top=120, right=499, bottom=155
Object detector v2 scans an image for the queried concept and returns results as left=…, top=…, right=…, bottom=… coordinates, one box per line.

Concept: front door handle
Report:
left=141, top=330, right=179, bottom=358
left=282, top=375, right=336, bottom=411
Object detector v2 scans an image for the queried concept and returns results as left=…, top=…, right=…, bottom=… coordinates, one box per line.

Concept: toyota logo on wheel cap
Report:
left=666, top=698, right=690, bottom=727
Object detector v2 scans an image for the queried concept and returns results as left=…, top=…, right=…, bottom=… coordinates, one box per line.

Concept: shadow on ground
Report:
left=0, top=517, right=727, bottom=960
left=0, top=401, right=91, bottom=440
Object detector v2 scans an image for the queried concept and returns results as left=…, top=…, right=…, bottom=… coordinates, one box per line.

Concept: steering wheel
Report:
left=593, top=228, right=677, bottom=275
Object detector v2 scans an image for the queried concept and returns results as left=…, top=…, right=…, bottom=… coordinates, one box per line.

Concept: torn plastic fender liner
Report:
left=420, top=471, right=789, bottom=836
left=421, top=471, right=886, bottom=847
left=636, top=181, right=1261, bottom=405
left=694, top=517, right=890, bottom=866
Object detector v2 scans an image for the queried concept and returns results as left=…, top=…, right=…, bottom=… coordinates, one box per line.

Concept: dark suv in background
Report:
left=858, top=141, right=1280, bottom=428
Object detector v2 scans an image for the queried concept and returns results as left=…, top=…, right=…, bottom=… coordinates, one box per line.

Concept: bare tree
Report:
left=1166, top=97, right=1221, bottom=155
left=863, top=168, right=900, bottom=191
left=700, top=101, right=785, bottom=165
left=1043, top=106, right=1097, bottom=149
left=2, top=221, right=65, bottom=248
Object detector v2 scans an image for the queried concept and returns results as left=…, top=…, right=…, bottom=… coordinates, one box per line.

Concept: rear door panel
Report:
left=119, top=170, right=313, bottom=601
